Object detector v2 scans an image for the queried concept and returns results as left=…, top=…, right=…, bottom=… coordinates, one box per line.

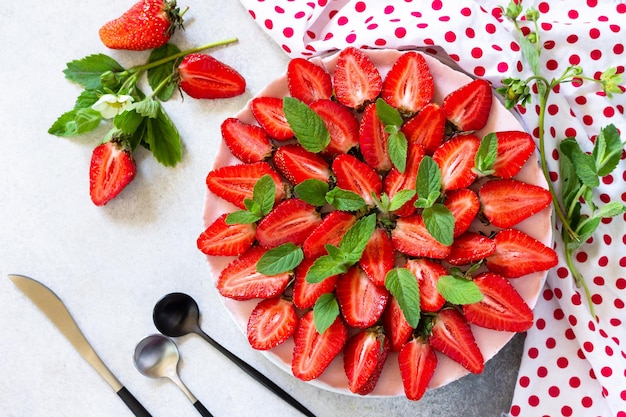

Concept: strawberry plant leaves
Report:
left=63, top=54, right=125, bottom=89
left=313, top=293, right=340, bottom=334
left=283, top=97, right=330, bottom=153
left=385, top=268, right=420, bottom=328
left=256, top=243, right=304, bottom=275
left=142, top=102, right=182, bottom=167
left=422, top=204, right=454, bottom=246
left=74, top=89, right=101, bottom=110
left=474, top=132, right=498, bottom=175
left=294, top=179, right=329, bottom=206
left=593, top=124, right=623, bottom=176
left=48, top=108, right=102, bottom=137
left=436, top=274, right=483, bottom=305
left=148, top=44, right=181, bottom=102
left=325, top=187, right=366, bottom=211
left=560, top=138, right=599, bottom=187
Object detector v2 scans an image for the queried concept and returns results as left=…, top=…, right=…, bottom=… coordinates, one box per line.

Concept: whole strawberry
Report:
left=99, top=0, right=185, bottom=51
left=89, top=139, right=136, bottom=206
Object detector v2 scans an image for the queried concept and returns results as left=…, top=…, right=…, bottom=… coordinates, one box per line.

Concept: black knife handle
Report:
left=193, top=400, right=214, bottom=417
left=117, top=386, right=153, bottom=417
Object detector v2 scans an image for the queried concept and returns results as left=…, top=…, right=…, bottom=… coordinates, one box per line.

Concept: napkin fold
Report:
left=239, top=1, right=626, bottom=415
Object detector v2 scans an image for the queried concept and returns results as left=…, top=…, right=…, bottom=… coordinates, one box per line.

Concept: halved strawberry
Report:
left=336, top=266, right=389, bottom=329
left=89, top=139, right=136, bottom=206
left=332, top=153, right=382, bottom=207
left=292, top=310, right=348, bottom=381
left=250, top=96, right=294, bottom=140
left=429, top=308, right=484, bottom=374
left=310, top=99, right=360, bottom=155
left=292, top=257, right=339, bottom=309
left=382, top=51, right=434, bottom=115
left=443, top=188, right=480, bottom=238
left=247, top=297, right=298, bottom=350
left=432, top=134, right=481, bottom=191
left=303, top=211, right=357, bottom=259
left=197, top=213, right=256, bottom=257
left=391, top=214, right=452, bottom=259
left=463, top=272, right=534, bottom=332
left=405, top=258, right=447, bottom=312
left=359, top=102, right=393, bottom=172
left=287, top=58, right=333, bottom=104
left=273, top=144, right=331, bottom=185
left=343, top=328, right=390, bottom=395
left=256, top=199, right=322, bottom=248
left=398, top=336, right=438, bottom=401
left=206, top=162, right=286, bottom=209
left=486, top=228, right=558, bottom=278
left=479, top=179, right=552, bottom=228
left=445, top=232, right=495, bottom=266
left=178, top=53, right=246, bottom=99
left=382, top=296, right=414, bottom=352
left=401, top=102, right=446, bottom=154
left=492, top=131, right=536, bottom=179
left=442, top=78, right=493, bottom=132
left=221, top=117, right=273, bottom=163
left=383, top=142, right=427, bottom=218
left=359, top=228, right=395, bottom=287
left=217, top=246, right=291, bottom=300
left=333, top=47, right=382, bottom=110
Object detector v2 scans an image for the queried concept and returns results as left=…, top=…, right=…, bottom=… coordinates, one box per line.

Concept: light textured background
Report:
left=0, top=1, right=523, bottom=415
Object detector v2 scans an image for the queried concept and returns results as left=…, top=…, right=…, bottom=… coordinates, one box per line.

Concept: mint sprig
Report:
left=385, top=268, right=421, bottom=328
left=226, top=174, right=276, bottom=224
left=313, top=293, right=340, bottom=334
left=376, top=98, right=408, bottom=173
left=256, top=243, right=304, bottom=276
left=283, top=97, right=330, bottom=153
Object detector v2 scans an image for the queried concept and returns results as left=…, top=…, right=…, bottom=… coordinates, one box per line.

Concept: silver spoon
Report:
left=152, top=292, right=315, bottom=417
left=133, top=334, right=213, bottom=417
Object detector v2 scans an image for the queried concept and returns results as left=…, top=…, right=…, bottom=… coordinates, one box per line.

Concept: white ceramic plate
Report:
left=202, top=49, right=552, bottom=397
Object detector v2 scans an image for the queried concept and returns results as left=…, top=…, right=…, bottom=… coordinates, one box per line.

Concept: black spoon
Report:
left=153, top=292, right=316, bottom=417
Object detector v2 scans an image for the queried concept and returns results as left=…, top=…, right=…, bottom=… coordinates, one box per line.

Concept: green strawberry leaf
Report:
left=63, top=54, right=125, bottom=89
left=325, top=187, right=367, bottom=211
left=560, top=138, right=599, bottom=187
left=436, top=274, right=483, bottom=305
left=48, top=108, right=102, bottom=137
left=283, top=97, right=330, bottom=153
left=294, top=179, right=329, bottom=207
left=423, top=204, right=454, bottom=246
left=74, top=89, right=101, bottom=110
left=141, top=101, right=183, bottom=167
left=593, top=124, right=624, bottom=177
left=385, top=268, right=420, bottom=328
left=256, top=243, right=304, bottom=275
left=148, top=44, right=181, bottom=102
left=313, top=293, right=340, bottom=334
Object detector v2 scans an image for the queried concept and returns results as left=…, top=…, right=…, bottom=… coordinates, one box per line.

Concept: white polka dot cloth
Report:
left=238, top=1, right=626, bottom=415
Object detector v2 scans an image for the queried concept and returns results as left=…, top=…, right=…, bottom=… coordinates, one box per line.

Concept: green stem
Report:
left=562, top=232, right=596, bottom=318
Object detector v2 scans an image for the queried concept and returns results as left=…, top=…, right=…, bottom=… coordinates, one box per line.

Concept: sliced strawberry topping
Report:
left=343, top=328, right=390, bottom=395
left=273, top=144, right=331, bottom=186
left=492, top=131, right=536, bottom=179
left=382, top=51, right=434, bottom=115
left=217, top=246, right=291, bottom=300
left=287, top=58, right=333, bottom=105
left=486, top=228, right=558, bottom=278
left=391, top=214, right=452, bottom=259
left=359, top=102, right=393, bottom=172
left=463, top=272, right=534, bottom=332
left=433, top=134, right=481, bottom=191
left=310, top=99, right=360, bottom=155
left=445, top=232, right=496, bottom=266
left=256, top=199, right=322, bottom=248
left=206, top=162, right=285, bottom=209
left=442, top=78, right=493, bottom=132
left=402, top=102, right=446, bottom=154
left=332, top=153, right=382, bottom=207
left=89, top=140, right=136, bottom=206
left=405, top=258, right=447, bottom=313
left=398, top=336, right=438, bottom=401
left=382, top=296, right=414, bottom=352
left=303, top=211, right=357, bottom=259
left=443, top=188, right=480, bottom=238
left=429, top=308, right=484, bottom=374
left=359, top=228, right=395, bottom=287
left=334, top=47, right=382, bottom=110
left=178, top=53, right=246, bottom=99
left=250, top=96, right=294, bottom=140
left=221, top=117, right=273, bottom=163
left=247, top=297, right=298, bottom=350
left=479, top=178, right=552, bottom=228
left=292, top=257, right=339, bottom=309
left=197, top=213, right=256, bottom=257
left=336, top=266, right=389, bottom=329
left=292, top=310, right=348, bottom=381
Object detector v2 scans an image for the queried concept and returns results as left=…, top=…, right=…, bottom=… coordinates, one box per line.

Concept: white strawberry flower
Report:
left=92, top=94, right=134, bottom=119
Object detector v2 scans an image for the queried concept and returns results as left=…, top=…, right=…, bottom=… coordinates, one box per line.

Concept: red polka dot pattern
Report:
left=240, top=0, right=626, bottom=415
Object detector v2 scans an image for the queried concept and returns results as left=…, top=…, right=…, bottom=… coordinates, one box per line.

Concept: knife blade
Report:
left=8, top=274, right=153, bottom=417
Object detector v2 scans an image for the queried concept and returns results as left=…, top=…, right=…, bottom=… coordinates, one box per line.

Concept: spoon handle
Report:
left=193, top=400, right=214, bottom=417
left=198, top=330, right=316, bottom=417
left=117, top=387, right=153, bottom=417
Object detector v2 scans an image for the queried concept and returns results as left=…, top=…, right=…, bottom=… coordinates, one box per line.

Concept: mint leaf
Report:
left=148, top=44, right=181, bottom=102
left=387, top=127, right=408, bottom=173
left=48, top=108, right=102, bottom=137
left=142, top=102, right=182, bottom=166
left=226, top=210, right=261, bottom=225
left=283, top=97, right=330, bottom=153
left=64, top=54, right=125, bottom=89
left=253, top=174, right=276, bottom=216
left=338, top=213, right=376, bottom=261
left=423, top=204, right=454, bottom=246
left=325, top=187, right=366, bottom=211
left=415, top=156, right=442, bottom=208
left=294, top=179, right=329, bottom=206
left=256, top=243, right=304, bottom=275
left=376, top=98, right=404, bottom=126
left=313, top=293, right=340, bottom=334
left=385, top=268, right=420, bottom=328
left=436, top=275, right=483, bottom=305
left=388, top=189, right=416, bottom=211
left=306, top=255, right=349, bottom=283
left=474, top=132, right=498, bottom=175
